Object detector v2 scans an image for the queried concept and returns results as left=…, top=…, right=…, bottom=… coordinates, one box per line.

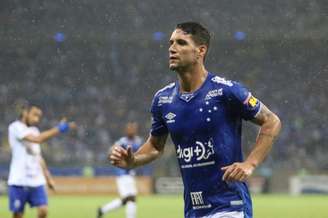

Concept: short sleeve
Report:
left=225, top=81, right=261, bottom=120
left=150, top=94, right=169, bottom=136
left=11, top=122, right=31, bottom=140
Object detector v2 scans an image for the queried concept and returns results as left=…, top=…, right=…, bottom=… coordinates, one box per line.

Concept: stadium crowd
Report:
left=0, top=0, right=327, bottom=174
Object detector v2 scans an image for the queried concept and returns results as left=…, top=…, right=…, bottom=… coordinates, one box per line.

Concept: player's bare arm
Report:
left=23, top=122, right=77, bottom=144
left=40, top=157, right=55, bottom=191
left=222, top=103, right=281, bottom=182
left=109, top=134, right=168, bottom=169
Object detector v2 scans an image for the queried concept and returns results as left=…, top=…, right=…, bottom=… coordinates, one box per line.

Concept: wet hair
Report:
left=176, top=22, right=210, bottom=48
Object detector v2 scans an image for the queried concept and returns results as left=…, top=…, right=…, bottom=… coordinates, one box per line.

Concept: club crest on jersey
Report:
left=165, top=112, right=176, bottom=123
left=211, top=76, right=233, bottom=87
left=205, top=88, right=223, bottom=100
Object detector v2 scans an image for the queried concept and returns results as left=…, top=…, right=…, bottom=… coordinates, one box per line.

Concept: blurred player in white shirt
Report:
left=97, top=122, right=142, bottom=218
left=8, top=103, right=76, bottom=218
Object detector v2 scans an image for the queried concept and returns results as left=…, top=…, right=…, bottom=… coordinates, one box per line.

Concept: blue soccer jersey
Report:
left=150, top=72, right=261, bottom=218
left=113, top=136, right=142, bottom=176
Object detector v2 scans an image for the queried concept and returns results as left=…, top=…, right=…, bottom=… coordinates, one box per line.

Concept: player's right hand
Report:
left=108, top=145, right=135, bottom=169
left=47, top=178, right=56, bottom=192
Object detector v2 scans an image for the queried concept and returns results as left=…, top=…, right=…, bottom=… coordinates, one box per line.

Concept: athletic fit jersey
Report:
left=8, top=120, right=46, bottom=187
left=113, top=136, right=142, bottom=176
left=150, top=72, right=261, bottom=218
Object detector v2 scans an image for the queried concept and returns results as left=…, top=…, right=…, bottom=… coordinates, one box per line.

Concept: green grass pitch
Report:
left=1, top=194, right=327, bottom=218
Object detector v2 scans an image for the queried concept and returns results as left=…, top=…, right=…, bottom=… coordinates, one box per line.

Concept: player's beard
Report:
left=26, top=117, right=38, bottom=127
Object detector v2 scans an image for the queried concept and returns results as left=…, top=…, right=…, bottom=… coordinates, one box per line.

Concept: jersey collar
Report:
left=176, top=72, right=212, bottom=102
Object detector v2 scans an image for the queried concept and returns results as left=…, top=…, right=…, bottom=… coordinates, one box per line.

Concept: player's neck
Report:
left=127, top=135, right=135, bottom=140
left=20, top=117, right=30, bottom=126
left=177, top=64, right=208, bottom=93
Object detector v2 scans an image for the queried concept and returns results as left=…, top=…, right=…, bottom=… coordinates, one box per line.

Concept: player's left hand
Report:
left=221, top=162, right=255, bottom=182
left=59, top=117, right=77, bottom=131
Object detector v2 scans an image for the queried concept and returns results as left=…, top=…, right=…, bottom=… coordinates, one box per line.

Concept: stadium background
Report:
left=0, top=0, right=328, bottom=217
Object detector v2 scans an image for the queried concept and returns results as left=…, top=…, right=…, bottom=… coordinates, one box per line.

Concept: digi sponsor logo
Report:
left=205, top=88, right=223, bottom=100
left=211, top=76, right=233, bottom=87
left=177, top=139, right=215, bottom=163
left=165, top=112, right=176, bottom=123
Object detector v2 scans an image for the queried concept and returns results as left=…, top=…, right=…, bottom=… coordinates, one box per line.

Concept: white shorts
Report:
left=201, top=211, right=244, bottom=218
left=116, top=175, right=137, bottom=198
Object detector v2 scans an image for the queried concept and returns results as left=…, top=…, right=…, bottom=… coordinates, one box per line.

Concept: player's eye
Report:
left=177, top=39, right=187, bottom=45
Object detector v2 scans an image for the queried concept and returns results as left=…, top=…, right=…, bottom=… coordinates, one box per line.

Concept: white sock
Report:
left=125, top=201, right=137, bottom=218
left=101, top=198, right=122, bottom=214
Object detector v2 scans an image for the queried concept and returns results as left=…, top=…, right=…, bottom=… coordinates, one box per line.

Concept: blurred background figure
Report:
left=7, top=102, right=76, bottom=218
left=98, top=122, right=142, bottom=218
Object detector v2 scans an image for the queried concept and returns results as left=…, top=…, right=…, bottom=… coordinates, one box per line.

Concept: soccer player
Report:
left=109, top=22, right=281, bottom=218
left=98, top=122, right=142, bottom=218
left=8, top=103, right=76, bottom=218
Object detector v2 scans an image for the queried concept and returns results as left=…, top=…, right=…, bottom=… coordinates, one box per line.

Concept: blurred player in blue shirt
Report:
left=98, top=122, right=142, bottom=218
left=109, top=22, right=281, bottom=218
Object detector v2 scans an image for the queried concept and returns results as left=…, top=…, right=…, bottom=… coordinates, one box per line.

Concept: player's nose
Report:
left=169, top=45, right=177, bottom=54
left=169, top=49, right=175, bottom=54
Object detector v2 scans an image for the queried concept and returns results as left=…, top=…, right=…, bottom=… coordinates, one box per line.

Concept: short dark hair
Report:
left=16, top=100, right=41, bottom=118
left=176, top=22, right=210, bottom=48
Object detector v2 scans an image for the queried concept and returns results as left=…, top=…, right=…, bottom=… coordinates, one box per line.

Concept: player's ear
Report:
left=198, top=45, right=207, bottom=60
